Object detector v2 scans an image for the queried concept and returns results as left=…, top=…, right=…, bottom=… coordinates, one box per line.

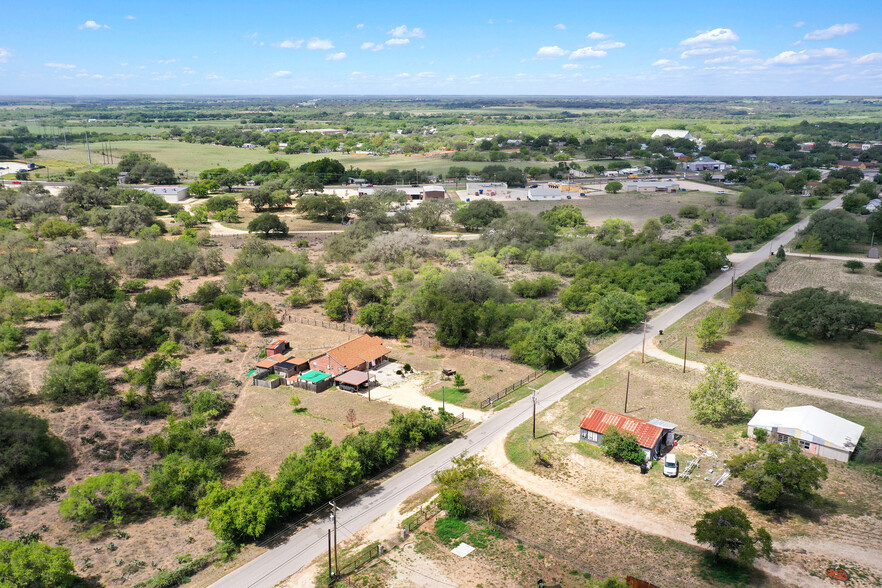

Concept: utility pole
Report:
left=624, top=371, right=630, bottom=413
left=85, top=128, right=92, bottom=165
left=730, top=270, right=735, bottom=296
left=683, top=336, right=688, bottom=373
left=327, top=529, right=333, bottom=582
left=641, top=319, right=647, bottom=364
left=529, top=387, right=538, bottom=439
left=330, top=501, right=338, bottom=575
left=441, top=386, right=445, bottom=412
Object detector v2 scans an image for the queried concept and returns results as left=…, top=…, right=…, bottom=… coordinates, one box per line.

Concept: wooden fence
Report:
left=405, top=335, right=510, bottom=360
left=480, top=368, right=547, bottom=409
left=401, top=503, right=441, bottom=533
left=285, top=314, right=366, bottom=335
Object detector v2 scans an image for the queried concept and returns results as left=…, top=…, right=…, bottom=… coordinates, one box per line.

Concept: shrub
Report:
left=0, top=540, right=78, bottom=587
left=511, top=276, right=559, bottom=298
left=115, top=239, right=199, bottom=278
left=41, top=362, right=110, bottom=404
left=678, top=205, right=701, bottom=219
left=59, top=471, right=148, bottom=525
left=0, top=408, right=68, bottom=486
left=768, top=287, right=882, bottom=340
left=599, top=427, right=645, bottom=465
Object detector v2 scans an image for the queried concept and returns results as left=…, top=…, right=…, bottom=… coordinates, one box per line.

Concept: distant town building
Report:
left=527, top=187, right=562, bottom=201
left=143, top=186, right=188, bottom=203
left=651, top=129, right=696, bottom=142
left=683, top=156, right=732, bottom=172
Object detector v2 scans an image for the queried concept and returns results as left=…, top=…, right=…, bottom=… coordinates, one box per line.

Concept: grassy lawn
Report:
left=489, top=369, right=563, bottom=412
left=426, top=386, right=469, bottom=405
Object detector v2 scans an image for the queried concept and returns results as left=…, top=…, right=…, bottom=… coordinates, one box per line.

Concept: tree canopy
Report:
left=727, top=440, right=828, bottom=508
left=768, top=287, right=882, bottom=340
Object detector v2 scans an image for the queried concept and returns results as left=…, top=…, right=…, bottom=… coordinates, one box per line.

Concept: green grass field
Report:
left=31, top=140, right=567, bottom=176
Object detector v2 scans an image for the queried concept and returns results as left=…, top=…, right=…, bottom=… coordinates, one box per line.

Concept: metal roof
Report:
left=299, top=370, right=332, bottom=383
left=748, top=406, right=864, bottom=452
left=579, top=408, right=663, bottom=450
left=647, top=418, right=678, bottom=430
left=334, top=370, right=369, bottom=386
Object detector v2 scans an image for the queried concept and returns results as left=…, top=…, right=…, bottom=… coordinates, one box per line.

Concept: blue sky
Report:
left=1, top=0, right=881, bottom=95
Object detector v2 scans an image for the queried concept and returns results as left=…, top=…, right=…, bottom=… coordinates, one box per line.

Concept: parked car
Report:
left=716, top=190, right=726, bottom=194
left=663, top=453, right=678, bottom=477
left=529, top=184, right=538, bottom=188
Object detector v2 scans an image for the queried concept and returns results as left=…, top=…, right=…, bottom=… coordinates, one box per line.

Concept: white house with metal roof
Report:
left=651, top=129, right=696, bottom=142
left=747, top=406, right=864, bottom=462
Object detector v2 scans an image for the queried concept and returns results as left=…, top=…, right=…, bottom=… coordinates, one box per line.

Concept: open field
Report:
left=766, top=257, right=882, bottom=304
left=31, top=141, right=562, bottom=176
left=659, top=302, right=882, bottom=399
left=504, top=353, right=882, bottom=585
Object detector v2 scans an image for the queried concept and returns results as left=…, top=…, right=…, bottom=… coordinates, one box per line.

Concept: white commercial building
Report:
left=143, top=186, right=189, bottom=203
left=651, top=129, right=696, bottom=142
left=747, top=406, right=864, bottom=462
left=527, top=187, right=562, bottom=201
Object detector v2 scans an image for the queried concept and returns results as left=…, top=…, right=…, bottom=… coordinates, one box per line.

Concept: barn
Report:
left=578, top=408, right=676, bottom=461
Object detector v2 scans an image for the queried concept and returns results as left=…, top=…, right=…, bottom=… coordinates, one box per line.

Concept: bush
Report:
left=768, top=287, right=882, bottom=340
left=0, top=408, right=68, bottom=486
left=59, top=471, right=148, bottom=525
left=737, top=188, right=766, bottom=209
left=115, top=239, right=199, bottom=278
left=844, top=259, right=864, bottom=273
left=41, top=362, right=110, bottom=403
left=754, top=194, right=800, bottom=223
left=727, top=441, right=828, bottom=508
left=678, top=205, right=701, bottom=219
left=599, top=427, right=645, bottom=465
left=0, top=540, right=78, bottom=587
left=511, top=276, right=559, bottom=298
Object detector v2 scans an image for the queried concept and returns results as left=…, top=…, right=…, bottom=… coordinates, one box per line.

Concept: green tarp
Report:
left=299, top=370, right=332, bottom=383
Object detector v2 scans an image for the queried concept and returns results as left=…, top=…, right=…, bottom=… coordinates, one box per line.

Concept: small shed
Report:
left=254, top=356, right=281, bottom=378
left=423, top=186, right=446, bottom=199
left=334, top=370, right=370, bottom=392
left=294, top=370, right=333, bottom=393
left=273, top=357, right=308, bottom=378
left=579, top=408, right=675, bottom=461
left=266, top=339, right=289, bottom=356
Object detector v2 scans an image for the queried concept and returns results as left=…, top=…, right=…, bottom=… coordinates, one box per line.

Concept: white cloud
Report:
left=244, top=32, right=258, bottom=39
left=388, top=25, right=425, bottom=38
left=79, top=20, right=108, bottom=30
left=596, top=40, right=625, bottom=50
left=205, top=73, right=221, bottom=80
left=356, top=23, right=364, bottom=29
left=554, top=24, right=566, bottom=30
left=385, top=38, right=410, bottom=46
left=704, top=55, right=762, bottom=65
left=856, top=52, right=882, bottom=64
left=562, top=63, right=582, bottom=70
left=326, top=52, right=346, bottom=61
left=570, top=46, right=607, bottom=60
left=536, top=45, right=569, bottom=58
left=586, top=32, right=609, bottom=40
left=416, top=71, right=436, bottom=78
left=361, top=41, right=382, bottom=51
left=0, top=48, right=11, bottom=63
left=119, top=62, right=128, bottom=66
left=124, top=15, right=135, bottom=20
left=396, top=72, right=411, bottom=78
left=277, top=39, right=303, bottom=49
left=272, top=70, right=291, bottom=77
left=157, top=58, right=180, bottom=64
left=653, top=59, right=677, bottom=67
left=793, top=21, right=805, bottom=28
left=804, top=23, right=859, bottom=40
left=767, top=47, right=847, bottom=65
left=307, top=38, right=334, bottom=50
left=680, top=28, right=739, bottom=45
left=680, top=45, right=736, bottom=58
left=44, top=62, right=76, bottom=69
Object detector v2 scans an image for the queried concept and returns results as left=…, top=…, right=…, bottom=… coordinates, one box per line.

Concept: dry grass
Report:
left=220, top=386, right=398, bottom=480
left=387, top=341, right=535, bottom=408
left=660, top=302, right=882, bottom=399
left=766, top=257, right=882, bottom=304
left=504, top=352, right=882, bottom=582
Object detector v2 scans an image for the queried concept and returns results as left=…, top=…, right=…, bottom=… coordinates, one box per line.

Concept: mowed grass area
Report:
left=659, top=301, right=882, bottom=399
left=504, top=353, right=882, bottom=549
left=32, top=140, right=561, bottom=176
left=766, top=257, right=882, bottom=304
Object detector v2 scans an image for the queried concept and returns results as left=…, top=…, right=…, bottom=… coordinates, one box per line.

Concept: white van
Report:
left=663, top=453, right=678, bottom=478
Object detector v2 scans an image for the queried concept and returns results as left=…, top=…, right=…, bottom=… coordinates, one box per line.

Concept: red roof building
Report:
left=309, top=334, right=391, bottom=376
left=579, top=408, right=676, bottom=460
left=266, top=339, right=289, bottom=356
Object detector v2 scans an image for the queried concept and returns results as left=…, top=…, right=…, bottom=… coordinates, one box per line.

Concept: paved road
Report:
left=210, top=196, right=843, bottom=588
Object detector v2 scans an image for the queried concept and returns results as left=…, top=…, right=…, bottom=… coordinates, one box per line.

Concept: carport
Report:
left=334, top=370, right=370, bottom=392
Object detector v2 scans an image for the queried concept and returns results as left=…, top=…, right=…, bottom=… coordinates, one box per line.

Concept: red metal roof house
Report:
left=579, top=408, right=676, bottom=461
left=266, top=339, right=289, bottom=356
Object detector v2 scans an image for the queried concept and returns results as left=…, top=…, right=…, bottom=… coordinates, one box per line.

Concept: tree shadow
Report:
left=694, top=553, right=769, bottom=588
